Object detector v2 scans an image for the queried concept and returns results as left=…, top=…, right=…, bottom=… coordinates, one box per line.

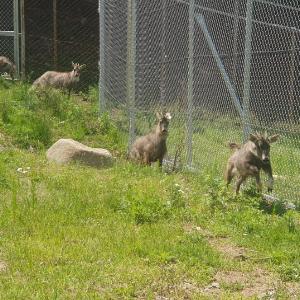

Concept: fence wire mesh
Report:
left=1, top=0, right=299, bottom=202
left=0, top=0, right=15, bottom=76
left=24, top=0, right=99, bottom=89
left=101, top=0, right=300, bottom=203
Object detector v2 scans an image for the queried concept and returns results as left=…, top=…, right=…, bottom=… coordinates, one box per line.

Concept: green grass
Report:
left=165, top=110, right=300, bottom=203
left=0, top=151, right=226, bottom=298
left=135, top=107, right=300, bottom=202
left=0, top=81, right=300, bottom=298
left=0, top=81, right=127, bottom=153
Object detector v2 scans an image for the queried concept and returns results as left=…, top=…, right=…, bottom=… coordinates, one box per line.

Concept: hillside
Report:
left=0, top=80, right=300, bottom=298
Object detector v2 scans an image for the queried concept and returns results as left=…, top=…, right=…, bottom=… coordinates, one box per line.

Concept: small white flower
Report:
left=16, top=167, right=30, bottom=174
left=285, top=202, right=296, bottom=210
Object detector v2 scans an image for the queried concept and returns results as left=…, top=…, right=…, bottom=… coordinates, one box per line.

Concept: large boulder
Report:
left=46, top=139, right=113, bottom=168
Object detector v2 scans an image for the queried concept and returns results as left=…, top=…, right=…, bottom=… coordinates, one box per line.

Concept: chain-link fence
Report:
left=23, top=0, right=98, bottom=89
left=0, top=0, right=19, bottom=78
left=100, top=0, right=300, bottom=203
left=1, top=0, right=100, bottom=86
left=1, top=0, right=299, bottom=202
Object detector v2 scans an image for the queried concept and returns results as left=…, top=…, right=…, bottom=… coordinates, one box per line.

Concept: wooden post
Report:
left=53, top=0, right=58, bottom=69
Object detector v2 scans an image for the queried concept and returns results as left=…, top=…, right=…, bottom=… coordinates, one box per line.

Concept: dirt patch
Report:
left=184, top=224, right=300, bottom=299
left=151, top=281, right=201, bottom=300
left=184, top=224, right=249, bottom=261
left=284, top=282, right=300, bottom=299
left=214, top=269, right=278, bottom=298
left=202, top=281, right=221, bottom=296
left=201, top=269, right=279, bottom=298
left=179, top=280, right=201, bottom=294
left=208, top=238, right=249, bottom=261
left=0, top=131, right=13, bottom=147
left=206, top=270, right=300, bottom=299
left=0, top=260, right=8, bottom=272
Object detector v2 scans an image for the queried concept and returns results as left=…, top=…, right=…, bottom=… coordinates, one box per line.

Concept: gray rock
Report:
left=46, top=139, right=113, bottom=168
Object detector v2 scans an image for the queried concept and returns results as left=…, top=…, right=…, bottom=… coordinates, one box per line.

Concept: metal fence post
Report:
left=13, top=0, right=20, bottom=78
left=127, top=0, right=136, bottom=152
left=20, top=0, right=25, bottom=79
left=186, top=0, right=194, bottom=168
left=99, top=0, right=106, bottom=114
left=232, top=0, right=239, bottom=92
left=160, top=0, right=166, bottom=107
left=196, top=14, right=243, bottom=118
left=242, top=0, right=254, bottom=140
left=288, top=28, right=296, bottom=124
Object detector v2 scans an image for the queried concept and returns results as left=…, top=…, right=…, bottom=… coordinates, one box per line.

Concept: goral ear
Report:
left=268, top=134, right=280, bottom=143
left=249, top=133, right=258, bottom=143
left=156, top=112, right=163, bottom=120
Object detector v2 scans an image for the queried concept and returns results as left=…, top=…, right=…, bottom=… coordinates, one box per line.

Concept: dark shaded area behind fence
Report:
left=24, top=0, right=99, bottom=90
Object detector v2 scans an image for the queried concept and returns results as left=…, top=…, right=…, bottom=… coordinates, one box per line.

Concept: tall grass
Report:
left=0, top=81, right=127, bottom=153
left=0, top=82, right=300, bottom=298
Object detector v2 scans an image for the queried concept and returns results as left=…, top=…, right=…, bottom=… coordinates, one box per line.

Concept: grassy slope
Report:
left=0, top=81, right=300, bottom=298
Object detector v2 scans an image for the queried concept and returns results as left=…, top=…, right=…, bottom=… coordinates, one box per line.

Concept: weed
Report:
left=205, top=175, right=233, bottom=212
left=279, top=264, right=300, bottom=282
left=0, top=99, right=11, bottom=124
left=259, top=197, right=287, bottom=216
left=108, top=182, right=172, bottom=225
left=284, top=212, right=297, bottom=233
left=5, top=110, right=52, bottom=148
left=169, top=183, right=186, bottom=209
